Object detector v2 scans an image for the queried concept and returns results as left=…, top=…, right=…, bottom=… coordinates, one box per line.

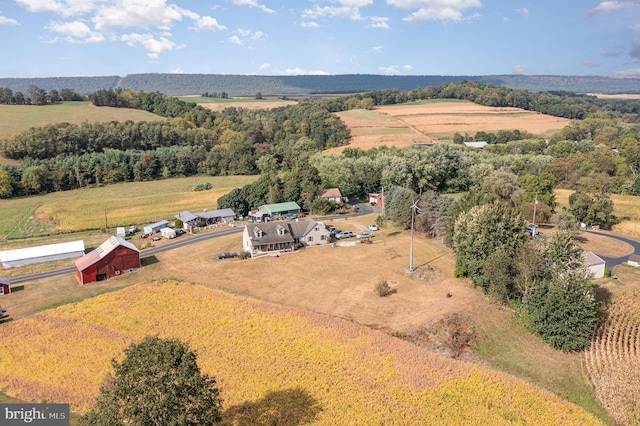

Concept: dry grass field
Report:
left=330, top=100, right=571, bottom=153
left=0, top=175, right=258, bottom=241
left=0, top=102, right=163, bottom=139
left=0, top=280, right=604, bottom=425
left=195, top=98, right=297, bottom=111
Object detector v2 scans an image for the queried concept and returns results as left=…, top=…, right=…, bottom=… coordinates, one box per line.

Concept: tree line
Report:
left=0, top=84, right=83, bottom=105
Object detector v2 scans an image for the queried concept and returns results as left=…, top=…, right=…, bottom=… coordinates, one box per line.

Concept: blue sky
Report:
left=0, top=0, right=639, bottom=78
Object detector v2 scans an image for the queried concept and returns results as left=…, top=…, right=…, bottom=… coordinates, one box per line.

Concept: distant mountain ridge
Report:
left=0, top=73, right=638, bottom=96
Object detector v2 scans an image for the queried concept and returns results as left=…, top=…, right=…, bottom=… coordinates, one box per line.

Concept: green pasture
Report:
left=0, top=175, right=258, bottom=241
left=0, top=102, right=163, bottom=139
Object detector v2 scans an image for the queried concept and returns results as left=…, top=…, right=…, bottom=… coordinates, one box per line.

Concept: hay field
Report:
left=0, top=102, right=163, bottom=139
left=0, top=175, right=257, bottom=240
left=331, top=101, right=570, bottom=153
left=585, top=288, right=640, bottom=425
left=0, top=280, right=603, bottom=425
left=194, top=98, right=297, bottom=111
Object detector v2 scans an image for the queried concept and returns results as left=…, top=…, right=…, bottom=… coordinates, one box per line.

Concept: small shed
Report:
left=583, top=251, right=606, bottom=279
left=116, top=227, right=126, bottom=238
left=75, top=236, right=140, bottom=285
left=0, top=240, right=85, bottom=269
left=0, top=277, right=10, bottom=296
left=628, top=254, right=640, bottom=267
left=161, top=227, right=176, bottom=239
left=368, top=192, right=387, bottom=208
left=143, top=220, right=169, bottom=236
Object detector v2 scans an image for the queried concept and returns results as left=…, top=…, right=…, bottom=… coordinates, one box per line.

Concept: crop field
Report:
left=584, top=288, right=640, bottom=426
left=332, top=100, right=571, bottom=153
left=0, top=280, right=604, bottom=425
left=0, top=102, right=163, bottom=139
left=0, top=175, right=257, bottom=241
left=187, top=97, right=297, bottom=111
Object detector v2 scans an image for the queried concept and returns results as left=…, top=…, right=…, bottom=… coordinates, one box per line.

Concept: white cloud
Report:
left=92, top=1, right=184, bottom=32
left=612, top=68, right=640, bottom=77
left=299, top=21, right=319, bottom=28
left=228, top=35, right=243, bottom=45
left=403, top=64, right=413, bottom=71
left=45, top=20, right=105, bottom=42
left=260, top=63, right=270, bottom=70
left=589, top=1, right=638, bottom=16
left=281, top=68, right=330, bottom=75
left=190, top=15, right=226, bottom=32
left=379, top=65, right=400, bottom=74
left=372, top=45, right=383, bottom=53
left=120, top=32, right=184, bottom=58
left=597, top=45, right=625, bottom=57
left=302, top=0, right=373, bottom=21
left=231, top=0, right=275, bottom=14
left=512, top=64, right=531, bottom=74
left=0, top=15, right=19, bottom=25
left=170, top=67, right=183, bottom=73
left=16, top=0, right=97, bottom=17
left=517, top=8, right=529, bottom=17
left=387, top=0, right=482, bottom=23
left=368, top=16, right=390, bottom=29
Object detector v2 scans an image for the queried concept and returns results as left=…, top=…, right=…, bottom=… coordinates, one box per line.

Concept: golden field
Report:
left=0, top=280, right=604, bottom=425
left=331, top=101, right=571, bottom=153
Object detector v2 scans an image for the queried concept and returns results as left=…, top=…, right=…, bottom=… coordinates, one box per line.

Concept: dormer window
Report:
left=277, top=225, right=286, bottom=236
left=254, top=228, right=263, bottom=238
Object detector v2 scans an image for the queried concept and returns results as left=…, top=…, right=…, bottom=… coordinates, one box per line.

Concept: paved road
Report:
left=585, top=230, right=640, bottom=269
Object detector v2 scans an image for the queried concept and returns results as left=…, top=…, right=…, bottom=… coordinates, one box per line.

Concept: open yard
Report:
left=330, top=100, right=571, bottom=153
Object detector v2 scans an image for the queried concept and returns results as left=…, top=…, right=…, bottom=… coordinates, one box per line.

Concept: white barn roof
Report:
left=0, top=240, right=85, bottom=263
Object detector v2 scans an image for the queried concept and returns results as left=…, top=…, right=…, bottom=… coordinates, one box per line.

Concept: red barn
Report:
left=75, top=236, right=140, bottom=285
left=0, top=277, right=10, bottom=296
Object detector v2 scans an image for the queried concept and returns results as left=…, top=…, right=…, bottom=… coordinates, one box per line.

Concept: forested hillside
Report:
left=0, top=73, right=638, bottom=96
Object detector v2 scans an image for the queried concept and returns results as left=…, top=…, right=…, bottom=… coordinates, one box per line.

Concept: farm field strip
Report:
left=584, top=289, right=640, bottom=425
left=0, top=280, right=604, bottom=425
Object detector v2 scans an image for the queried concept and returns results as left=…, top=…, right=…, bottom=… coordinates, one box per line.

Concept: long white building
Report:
left=0, top=240, right=85, bottom=269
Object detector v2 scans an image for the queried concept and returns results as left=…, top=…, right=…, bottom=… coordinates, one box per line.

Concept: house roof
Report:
left=629, top=254, right=640, bottom=263
left=75, top=237, right=139, bottom=272
left=0, top=277, right=9, bottom=285
left=317, top=188, right=342, bottom=199
left=245, top=219, right=323, bottom=245
left=145, top=220, right=169, bottom=229
left=258, top=202, right=301, bottom=215
left=462, top=141, right=488, bottom=148
left=0, top=240, right=85, bottom=263
left=176, top=208, right=236, bottom=222
left=583, top=251, right=605, bottom=266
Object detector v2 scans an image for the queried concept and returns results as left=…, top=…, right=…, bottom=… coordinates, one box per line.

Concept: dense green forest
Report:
left=0, top=73, right=638, bottom=96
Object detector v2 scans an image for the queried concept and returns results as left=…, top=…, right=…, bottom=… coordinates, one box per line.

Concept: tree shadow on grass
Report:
left=221, top=387, right=322, bottom=426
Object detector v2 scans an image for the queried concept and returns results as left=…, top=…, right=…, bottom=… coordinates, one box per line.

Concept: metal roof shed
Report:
left=0, top=240, right=85, bottom=269
left=258, top=202, right=301, bottom=217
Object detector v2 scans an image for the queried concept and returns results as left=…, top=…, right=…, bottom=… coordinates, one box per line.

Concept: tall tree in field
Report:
left=0, top=168, right=14, bottom=198
left=82, top=336, right=222, bottom=425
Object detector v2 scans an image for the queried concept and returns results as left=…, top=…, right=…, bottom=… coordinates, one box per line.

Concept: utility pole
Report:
left=532, top=193, right=538, bottom=226
left=104, top=205, right=108, bottom=233
left=409, top=198, right=420, bottom=272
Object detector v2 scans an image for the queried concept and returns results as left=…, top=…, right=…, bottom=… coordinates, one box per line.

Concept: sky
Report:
left=1, top=0, right=640, bottom=78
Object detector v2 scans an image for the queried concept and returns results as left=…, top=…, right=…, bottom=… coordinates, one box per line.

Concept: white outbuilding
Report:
left=583, top=251, right=606, bottom=279
left=0, top=240, right=85, bottom=269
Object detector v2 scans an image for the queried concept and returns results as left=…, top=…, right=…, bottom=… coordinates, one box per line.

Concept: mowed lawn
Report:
left=0, top=102, right=163, bottom=139
left=0, top=175, right=258, bottom=241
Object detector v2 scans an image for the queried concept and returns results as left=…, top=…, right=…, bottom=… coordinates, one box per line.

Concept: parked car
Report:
left=283, top=213, right=297, bottom=219
left=368, top=224, right=379, bottom=231
left=129, top=226, right=138, bottom=234
left=140, top=233, right=150, bottom=239
left=176, top=229, right=185, bottom=236
left=325, top=225, right=336, bottom=232
left=356, top=231, right=374, bottom=239
left=335, top=230, right=354, bottom=239
left=330, top=229, right=342, bottom=238
left=525, top=224, right=539, bottom=236
left=217, top=252, right=238, bottom=259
